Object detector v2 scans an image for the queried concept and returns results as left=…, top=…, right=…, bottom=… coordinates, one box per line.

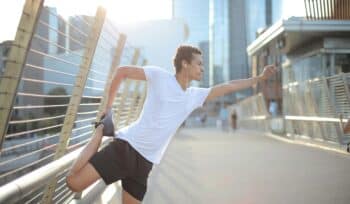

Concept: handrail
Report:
left=241, top=115, right=349, bottom=123
left=0, top=138, right=111, bottom=203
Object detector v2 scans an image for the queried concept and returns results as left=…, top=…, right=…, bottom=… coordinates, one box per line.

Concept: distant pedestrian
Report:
left=231, top=110, right=237, bottom=131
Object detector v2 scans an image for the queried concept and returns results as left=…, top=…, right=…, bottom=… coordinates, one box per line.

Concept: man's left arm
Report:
left=205, top=64, right=277, bottom=101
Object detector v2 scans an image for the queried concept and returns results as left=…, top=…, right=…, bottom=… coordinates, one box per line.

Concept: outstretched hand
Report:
left=260, top=64, right=278, bottom=81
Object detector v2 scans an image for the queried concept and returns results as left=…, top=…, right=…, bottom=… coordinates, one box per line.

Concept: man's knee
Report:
left=66, top=174, right=82, bottom=192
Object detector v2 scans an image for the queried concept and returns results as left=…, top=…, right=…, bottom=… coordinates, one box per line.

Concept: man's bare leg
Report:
left=66, top=125, right=104, bottom=191
left=122, top=190, right=141, bottom=204
left=68, top=124, right=104, bottom=175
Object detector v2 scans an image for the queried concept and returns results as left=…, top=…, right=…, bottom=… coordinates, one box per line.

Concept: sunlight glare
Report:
left=45, top=0, right=172, bottom=24
left=102, top=0, right=172, bottom=24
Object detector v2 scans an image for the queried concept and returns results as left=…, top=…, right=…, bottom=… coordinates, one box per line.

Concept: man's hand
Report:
left=259, top=64, right=278, bottom=81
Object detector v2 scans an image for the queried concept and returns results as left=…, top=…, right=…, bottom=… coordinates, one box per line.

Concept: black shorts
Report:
left=89, top=138, right=153, bottom=201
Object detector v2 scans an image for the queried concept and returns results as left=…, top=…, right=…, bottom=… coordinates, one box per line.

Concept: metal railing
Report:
left=0, top=0, right=149, bottom=203
left=235, top=73, right=350, bottom=150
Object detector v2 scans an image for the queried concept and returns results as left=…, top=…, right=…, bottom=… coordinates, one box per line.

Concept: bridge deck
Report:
left=104, top=128, right=350, bottom=204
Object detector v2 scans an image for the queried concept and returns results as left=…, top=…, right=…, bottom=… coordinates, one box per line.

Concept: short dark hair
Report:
left=173, top=45, right=202, bottom=73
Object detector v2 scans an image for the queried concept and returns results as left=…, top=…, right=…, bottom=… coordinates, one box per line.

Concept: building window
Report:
left=335, top=54, right=350, bottom=73
left=4, top=47, right=10, bottom=56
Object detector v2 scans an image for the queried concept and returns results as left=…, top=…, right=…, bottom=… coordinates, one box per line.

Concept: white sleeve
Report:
left=142, top=65, right=166, bottom=83
left=189, top=87, right=212, bottom=109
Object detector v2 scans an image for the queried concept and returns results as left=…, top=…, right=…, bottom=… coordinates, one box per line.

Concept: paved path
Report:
left=142, top=128, right=350, bottom=204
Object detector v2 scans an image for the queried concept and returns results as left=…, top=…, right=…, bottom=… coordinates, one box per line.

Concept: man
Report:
left=66, top=45, right=277, bottom=203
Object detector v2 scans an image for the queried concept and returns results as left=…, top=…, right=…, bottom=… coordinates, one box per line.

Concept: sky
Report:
left=0, top=0, right=172, bottom=42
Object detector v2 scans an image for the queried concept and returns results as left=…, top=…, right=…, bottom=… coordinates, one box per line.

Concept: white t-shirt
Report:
left=116, top=65, right=211, bottom=164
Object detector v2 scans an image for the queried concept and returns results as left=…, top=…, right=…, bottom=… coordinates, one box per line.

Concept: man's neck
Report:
left=175, top=72, right=190, bottom=91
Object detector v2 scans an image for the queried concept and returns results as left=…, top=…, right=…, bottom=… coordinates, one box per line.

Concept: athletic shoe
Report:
left=92, top=109, right=115, bottom=137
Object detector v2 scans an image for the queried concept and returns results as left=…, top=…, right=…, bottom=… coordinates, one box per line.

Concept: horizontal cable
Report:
left=29, top=48, right=80, bottom=67
left=71, top=15, right=92, bottom=27
left=68, top=138, right=89, bottom=150
left=74, top=117, right=95, bottom=124
left=17, top=92, right=71, bottom=98
left=96, top=37, right=115, bottom=53
left=54, top=186, right=70, bottom=201
left=2, top=133, right=59, bottom=153
left=69, top=131, right=92, bottom=142
left=70, top=130, right=93, bottom=141
left=76, top=110, right=98, bottom=116
left=25, top=191, right=43, bottom=204
left=14, top=104, right=69, bottom=110
left=99, top=34, right=118, bottom=49
left=5, top=124, right=63, bottom=139
left=5, top=125, right=93, bottom=153
left=84, top=85, right=104, bottom=92
left=43, top=7, right=89, bottom=37
left=0, top=153, right=54, bottom=180
left=91, top=58, right=110, bottom=69
left=86, top=77, right=105, bottom=84
left=71, top=124, right=92, bottom=133
left=82, top=95, right=102, bottom=99
left=25, top=63, right=76, bottom=78
left=33, top=34, right=85, bottom=59
left=0, top=143, right=57, bottom=167
left=88, top=67, right=108, bottom=78
left=38, top=20, right=86, bottom=47
left=56, top=168, right=70, bottom=181
left=101, top=27, right=119, bottom=43
left=92, top=50, right=112, bottom=65
left=55, top=184, right=67, bottom=198
left=104, top=20, right=120, bottom=35
left=8, top=114, right=65, bottom=125
left=14, top=103, right=101, bottom=111
left=21, top=77, right=74, bottom=87
left=55, top=190, right=74, bottom=204
left=23, top=186, right=46, bottom=204
left=80, top=103, right=101, bottom=106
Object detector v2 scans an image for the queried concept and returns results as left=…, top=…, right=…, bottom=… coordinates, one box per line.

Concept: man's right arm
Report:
left=105, top=66, right=146, bottom=111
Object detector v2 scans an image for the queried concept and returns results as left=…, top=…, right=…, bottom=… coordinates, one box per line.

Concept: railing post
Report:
left=126, top=81, right=141, bottom=124
left=73, top=33, right=127, bottom=200
left=114, top=48, right=139, bottom=127
left=131, top=48, right=140, bottom=66
left=126, top=58, right=147, bottom=124
left=41, top=7, right=106, bottom=203
left=114, top=79, right=131, bottom=127
left=0, top=0, right=44, bottom=150
left=133, top=60, right=148, bottom=121
left=98, top=33, right=127, bottom=118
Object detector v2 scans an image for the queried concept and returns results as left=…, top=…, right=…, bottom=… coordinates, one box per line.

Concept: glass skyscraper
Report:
left=209, top=0, right=230, bottom=86
left=172, top=0, right=210, bottom=87
left=172, top=0, right=209, bottom=45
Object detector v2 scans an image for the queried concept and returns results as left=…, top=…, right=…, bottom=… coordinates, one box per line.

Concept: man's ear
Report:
left=181, top=60, right=188, bottom=69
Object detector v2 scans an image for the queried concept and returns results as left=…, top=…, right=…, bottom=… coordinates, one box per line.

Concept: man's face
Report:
left=187, top=53, right=204, bottom=81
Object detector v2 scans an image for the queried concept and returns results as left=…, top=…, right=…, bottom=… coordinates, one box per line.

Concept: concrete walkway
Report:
left=142, top=128, right=350, bottom=204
